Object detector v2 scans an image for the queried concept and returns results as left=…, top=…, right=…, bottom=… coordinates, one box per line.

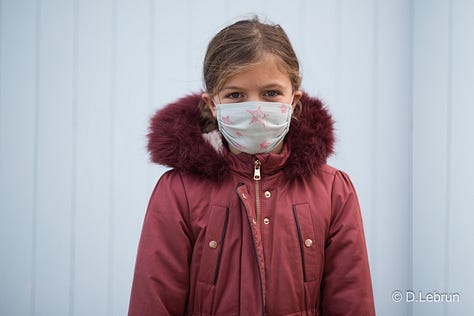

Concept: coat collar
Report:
left=147, top=92, right=335, bottom=182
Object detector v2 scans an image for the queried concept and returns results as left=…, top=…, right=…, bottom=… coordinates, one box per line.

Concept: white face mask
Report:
left=215, top=99, right=293, bottom=154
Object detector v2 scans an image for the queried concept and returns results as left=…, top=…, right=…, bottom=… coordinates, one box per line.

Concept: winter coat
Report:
left=128, top=93, right=376, bottom=316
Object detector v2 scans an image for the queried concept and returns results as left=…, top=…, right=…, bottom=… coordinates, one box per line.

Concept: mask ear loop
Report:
left=212, top=95, right=222, bottom=107
left=209, top=95, right=222, bottom=120
left=290, top=93, right=303, bottom=120
left=289, top=94, right=295, bottom=107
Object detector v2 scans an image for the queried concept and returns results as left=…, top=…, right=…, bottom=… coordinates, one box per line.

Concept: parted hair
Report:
left=199, top=17, right=302, bottom=133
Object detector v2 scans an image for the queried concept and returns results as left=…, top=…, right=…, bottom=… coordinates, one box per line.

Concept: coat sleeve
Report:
left=128, top=170, right=193, bottom=316
left=321, top=171, right=375, bottom=316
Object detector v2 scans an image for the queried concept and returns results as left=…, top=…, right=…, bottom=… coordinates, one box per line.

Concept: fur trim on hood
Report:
left=147, top=92, right=335, bottom=182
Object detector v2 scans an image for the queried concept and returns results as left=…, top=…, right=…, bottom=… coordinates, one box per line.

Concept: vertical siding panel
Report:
left=74, top=0, right=113, bottom=315
left=113, top=0, right=151, bottom=314
left=373, top=1, right=412, bottom=315
left=146, top=0, right=166, bottom=189
left=331, top=2, right=376, bottom=307
left=299, top=1, right=339, bottom=104
left=147, top=0, right=188, bottom=194
left=153, top=1, right=190, bottom=105
left=332, top=0, right=375, bottom=195
left=0, top=1, right=37, bottom=315
left=0, top=0, right=2, bottom=137
left=188, top=0, right=228, bottom=91
left=412, top=1, right=450, bottom=315
left=33, top=1, right=75, bottom=315
left=249, top=0, right=303, bottom=53
left=147, top=0, right=198, bottom=187
left=148, top=0, right=155, bottom=113
left=447, top=0, right=474, bottom=314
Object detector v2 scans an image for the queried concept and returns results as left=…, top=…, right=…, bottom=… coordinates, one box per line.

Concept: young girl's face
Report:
left=203, top=54, right=302, bottom=114
left=202, top=54, right=302, bottom=154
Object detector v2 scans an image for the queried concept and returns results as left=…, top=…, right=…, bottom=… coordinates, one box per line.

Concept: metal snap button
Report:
left=264, top=191, right=271, bottom=198
left=263, top=217, right=270, bottom=225
left=304, top=239, right=313, bottom=248
left=209, top=240, right=218, bottom=249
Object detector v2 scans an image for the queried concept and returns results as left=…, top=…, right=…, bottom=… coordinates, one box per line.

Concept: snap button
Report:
left=209, top=240, right=218, bottom=249
left=263, top=217, right=270, bottom=225
left=264, top=191, right=271, bottom=198
left=304, top=239, right=313, bottom=248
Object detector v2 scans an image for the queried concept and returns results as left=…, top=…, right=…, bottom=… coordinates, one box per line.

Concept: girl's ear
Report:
left=201, top=93, right=217, bottom=117
left=291, top=90, right=303, bottom=108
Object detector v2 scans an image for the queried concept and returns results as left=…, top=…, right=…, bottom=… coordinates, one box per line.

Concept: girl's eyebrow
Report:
left=221, top=85, right=245, bottom=91
left=221, top=82, right=286, bottom=91
left=260, top=83, right=285, bottom=90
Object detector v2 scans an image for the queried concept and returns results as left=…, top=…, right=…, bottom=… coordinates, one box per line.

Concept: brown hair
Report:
left=199, top=17, right=302, bottom=132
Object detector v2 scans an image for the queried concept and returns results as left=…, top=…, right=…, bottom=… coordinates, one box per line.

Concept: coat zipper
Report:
left=236, top=183, right=265, bottom=316
left=253, top=159, right=265, bottom=311
left=254, top=159, right=262, bottom=225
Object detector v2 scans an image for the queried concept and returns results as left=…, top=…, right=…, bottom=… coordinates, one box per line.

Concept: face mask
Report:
left=215, top=99, right=293, bottom=154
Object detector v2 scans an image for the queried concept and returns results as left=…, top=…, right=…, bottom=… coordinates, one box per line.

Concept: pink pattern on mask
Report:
left=259, top=140, right=271, bottom=151
left=222, top=115, right=233, bottom=124
left=280, top=104, right=288, bottom=113
left=247, top=106, right=268, bottom=127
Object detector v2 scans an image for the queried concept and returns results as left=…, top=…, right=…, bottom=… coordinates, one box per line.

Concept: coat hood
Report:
left=147, top=92, right=335, bottom=182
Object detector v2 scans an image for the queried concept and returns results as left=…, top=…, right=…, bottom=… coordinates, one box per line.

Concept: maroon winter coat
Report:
left=128, top=93, right=375, bottom=316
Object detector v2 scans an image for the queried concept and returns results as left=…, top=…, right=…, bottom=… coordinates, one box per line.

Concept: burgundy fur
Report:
left=147, top=92, right=335, bottom=182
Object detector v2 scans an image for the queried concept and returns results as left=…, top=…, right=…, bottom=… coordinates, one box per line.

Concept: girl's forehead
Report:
left=221, top=55, right=291, bottom=88
left=241, top=54, right=287, bottom=73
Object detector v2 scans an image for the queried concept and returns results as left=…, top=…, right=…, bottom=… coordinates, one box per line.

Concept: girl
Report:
left=129, top=18, right=375, bottom=316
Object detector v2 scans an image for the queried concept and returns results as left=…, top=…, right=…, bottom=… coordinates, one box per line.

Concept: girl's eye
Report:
left=226, top=92, right=243, bottom=99
left=264, top=90, right=279, bottom=97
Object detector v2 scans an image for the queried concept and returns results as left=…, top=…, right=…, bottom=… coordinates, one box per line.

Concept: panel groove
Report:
left=370, top=0, right=379, bottom=283
left=407, top=3, right=414, bottom=316
left=149, top=0, right=155, bottom=113
left=0, top=0, right=2, bottom=149
left=31, top=0, right=42, bottom=315
left=108, top=1, right=118, bottom=315
left=69, top=0, right=79, bottom=315
left=444, top=1, right=453, bottom=315
left=334, top=0, right=342, bottom=109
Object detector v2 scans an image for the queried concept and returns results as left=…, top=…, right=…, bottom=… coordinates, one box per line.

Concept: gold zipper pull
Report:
left=254, top=159, right=261, bottom=181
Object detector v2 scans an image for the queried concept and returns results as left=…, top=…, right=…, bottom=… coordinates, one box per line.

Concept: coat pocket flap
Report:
left=293, top=203, right=323, bottom=282
left=198, top=205, right=229, bottom=285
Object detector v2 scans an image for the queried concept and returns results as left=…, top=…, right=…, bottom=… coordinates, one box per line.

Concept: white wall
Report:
left=413, top=0, right=474, bottom=315
left=0, top=1, right=472, bottom=315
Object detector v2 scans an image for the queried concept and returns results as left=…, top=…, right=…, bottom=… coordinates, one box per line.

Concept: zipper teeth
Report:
left=235, top=184, right=265, bottom=316
left=255, top=179, right=261, bottom=224
left=254, top=159, right=261, bottom=224
left=252, top=160, right=264, bottom=313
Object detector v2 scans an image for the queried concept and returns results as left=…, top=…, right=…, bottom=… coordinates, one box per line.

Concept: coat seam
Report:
left=178, top=171, right=195, bottom=245
left=213, top=207, right=229, bottom=285
left=292, top=205, right=307, bottom=282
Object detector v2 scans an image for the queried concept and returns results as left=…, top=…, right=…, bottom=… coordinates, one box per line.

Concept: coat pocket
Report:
left=198, top=205, right=229, bottom=285
left=292, top=204, right=323, bottom=282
